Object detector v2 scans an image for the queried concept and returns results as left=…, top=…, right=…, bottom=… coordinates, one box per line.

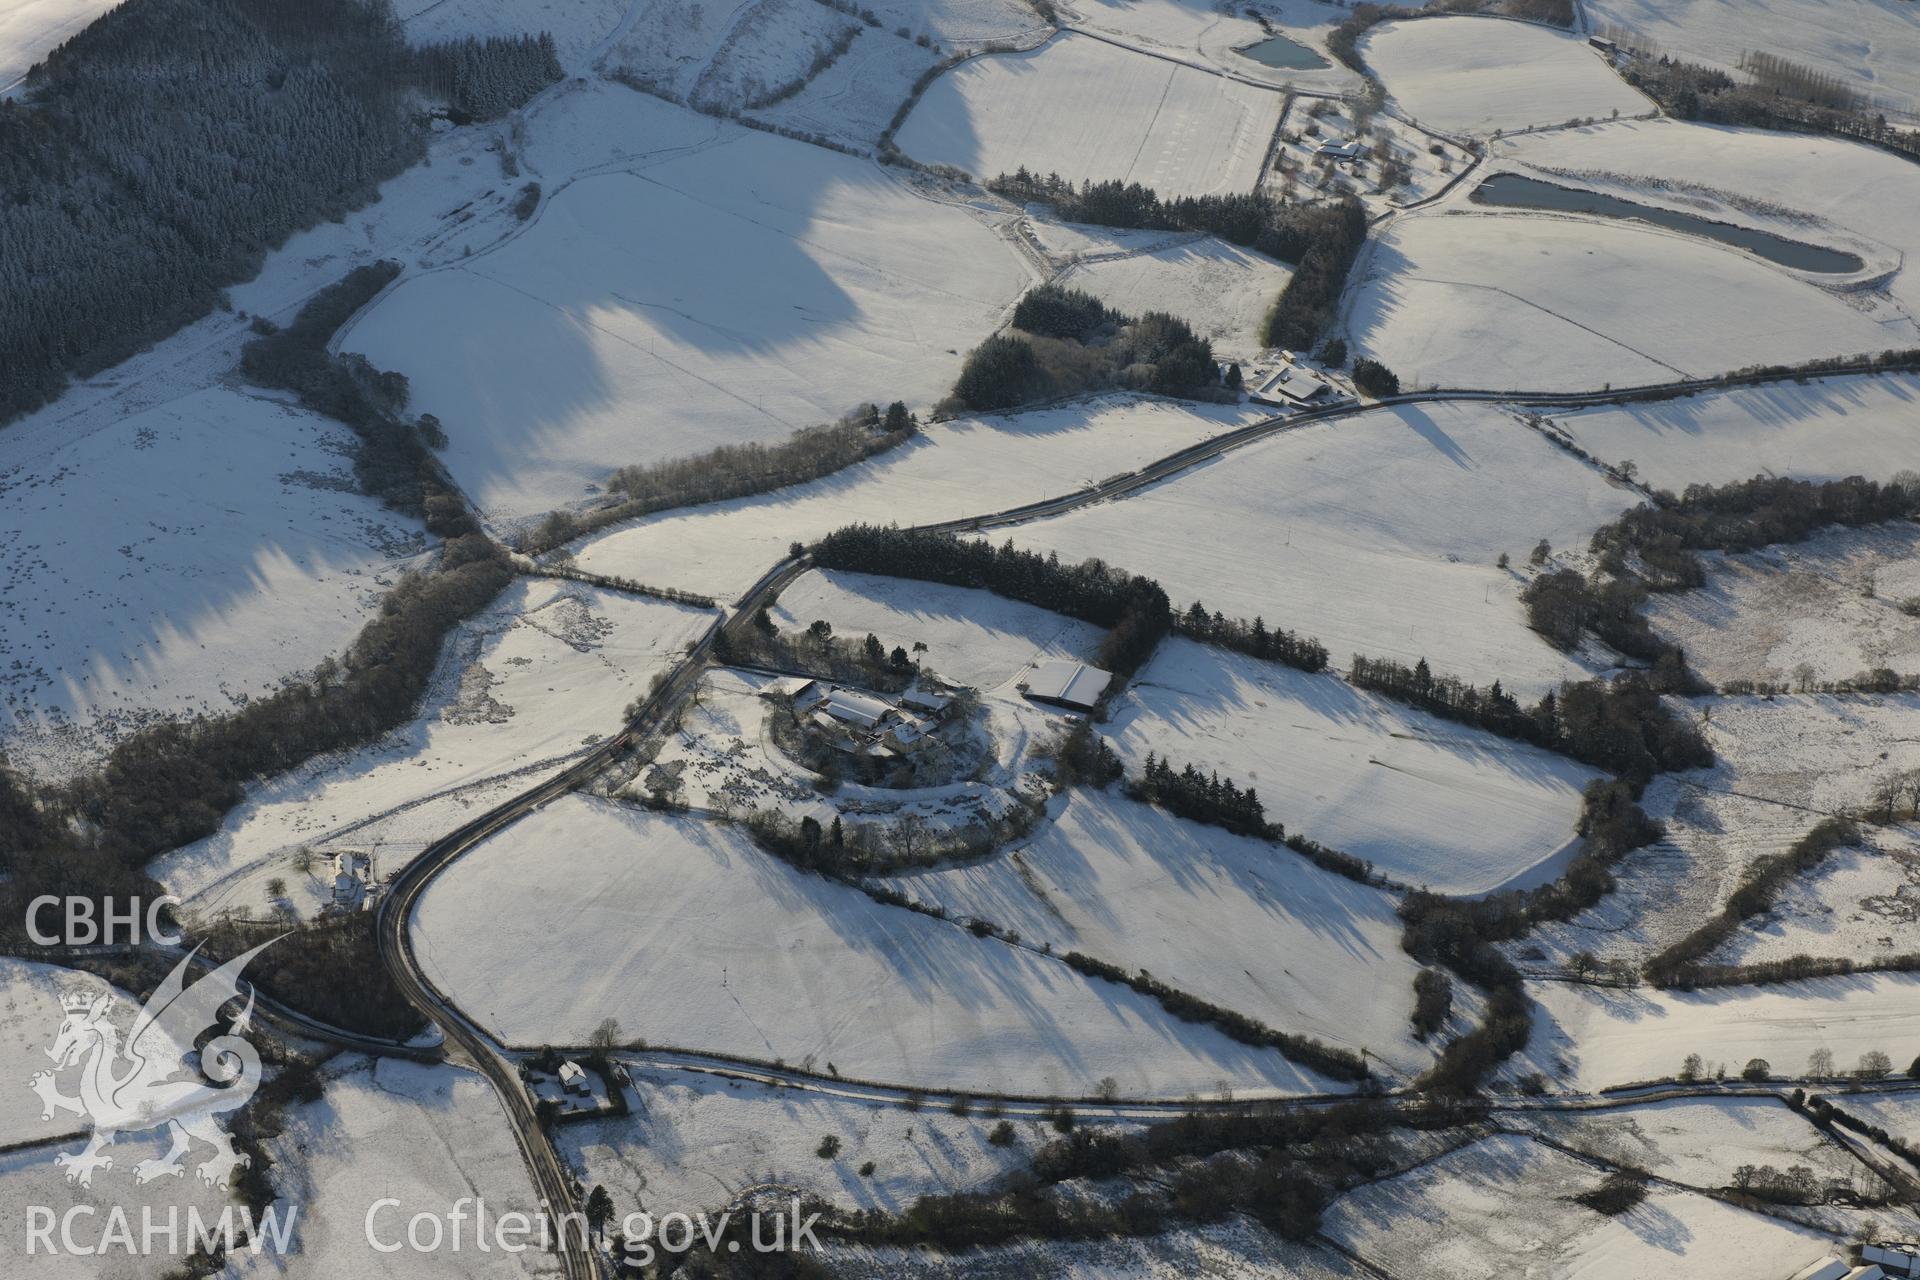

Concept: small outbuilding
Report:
left=1866, top=1244, right=1920, bottom=1278
left=1020, top=660, right=1112, bottom=711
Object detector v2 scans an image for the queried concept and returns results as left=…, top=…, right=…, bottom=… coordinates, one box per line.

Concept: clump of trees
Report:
left=1527, top=472, right=1915, bottom=680
left=202, top=913, right=423, bottom=1040
left=1623, top=48, right=1920, bottom=163
left=241, top=261, right=436, bottom=513
left=820, top=1098, right=1453, bottom=1252
left=1347, top=656, right=1711, bottom=785
left=414, top=33, right=562, bottom=122
left=1573, top=1169, right=1648, bottom=1216
left=1011, top=283, right=1113, bottom=339
left=1043, top=720, right=1124, bottom=789
left=0, top=0, right=562, bottom=426
left=1410, top=968, right=1453, bottom=1040
left=810, top=525, right=1172, bottom=678
left=950, top=287, right=1222, bottom=411
left=1262, top=200, right=1369, bottom=351
left=1593, top=474, right=1917, bottom=586
left=720, top=610, right=919, bottom=691
left=984, top=173, right=1368, bottom=353
left=1350, top=357, right=1400, bottom=398
left=1129, top=754, right=1266, bottom=838
left=521, top=403, right=919, bottom=554
left=1172, top=601, right=1328, bottom=673
left=1124, top=750, right=1380, bottom=885
left=1405, top=780, right=1662, bottom=1093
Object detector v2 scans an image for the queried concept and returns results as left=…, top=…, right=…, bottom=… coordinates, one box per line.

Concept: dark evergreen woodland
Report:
left=415, top=32, right=562, bottom=122
left=0, top=0, right=561, bottom=424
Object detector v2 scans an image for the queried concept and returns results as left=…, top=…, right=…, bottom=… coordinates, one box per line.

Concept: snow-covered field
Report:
left=559, top=1062, right=1071, bottom=1213
left=0, top=958, right=150, bottom=1148
left=770, top=569, right=1103, bottom=692
left=1347, top=209, right=1905, bottom=393
left=0, top=0, right=117, bottom=94
left=1494, top=119, right=1920, bottom=328
left=870, top=790, right=1439, bottom=1077
left=1066, top=0, right=1359, bottom=93
left=1712, top=826, right=1920, bottom=969
left=896, top=32, right=1286, bottom=194
left=1587, top=0, right=1920, bottom=115
left=0, top=1135, right=241, bottom=1280
left=595, top=0, right=1023, bottom=150
left=1108, top=639, right=1597, bottom=894
left=151, top=578, right=712, bottom=921
left=231, top=1056, right=559, bottom=1279
left=1053, top=233, right=1291, bottom=359
left=1360, top=17, right=1652, bottom=136
left=1322, top=1132, right=1835, bottom=1280
left=571, top=396, right=1258, bottom=599
left=1692, top=693, right=1920, bottom=818
left=343, top=97, right=1025, bottom=526
left=747, top=25, right=943, bottom=151
left=1547, top=374, right=1920, bottom=491
left=1642, top=524, right=1920, bottom=690
left=1522, top=973, right=1920, bottom=1090
left=1514, top=1096, right=1874, bottom=1193
left=412, top=794, right=1355, bottom=1097
left=1002, top=401, right=1634, bottom=695
left=0, top=387, right=428, bottom=781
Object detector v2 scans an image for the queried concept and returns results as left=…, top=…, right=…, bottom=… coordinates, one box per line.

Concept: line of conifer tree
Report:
left=809, top=526, right=1172, bottom=677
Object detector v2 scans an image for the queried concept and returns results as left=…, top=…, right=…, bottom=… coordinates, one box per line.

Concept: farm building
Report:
left=772, top=679, right=953, bottom=759
left=1866, top=1243, right=1920, bottom=1278
left=1020, top=660, right=1113, bottom=711
left=1314, top=140, right=1367, bottom=162
left=1252, top=366, right=1332, bottom=407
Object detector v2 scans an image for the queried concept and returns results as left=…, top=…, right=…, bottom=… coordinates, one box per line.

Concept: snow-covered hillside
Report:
left=1360, top=17, right=1653, bottom=136
left=412, top=794, right=1357, bottom=1097
left=151, top=578, right=712, bottom=921
left=0, top=388, right=428, bottom=780
left=1346, top=210, right=1904, bottom=393
left=871, top=790, right=1441, bottom=1076
left=1109, top=639, right=1597, bottom=895
left=572, top=397, right=1258, bottom=598
left=1002, top=401, right=1634, bottom=695
left=896, top=33, right=1286, bottom=194
left=343, top=98, right=1026, bottom=525
left=0, top=0, right=118, bottom=94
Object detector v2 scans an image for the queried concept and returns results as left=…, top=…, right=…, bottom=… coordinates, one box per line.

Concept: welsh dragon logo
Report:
left=28, top=941, right=276, bottom=1190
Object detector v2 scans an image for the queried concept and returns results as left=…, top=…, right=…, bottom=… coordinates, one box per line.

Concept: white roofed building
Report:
left=1020, top=660, right=1113, bottom=711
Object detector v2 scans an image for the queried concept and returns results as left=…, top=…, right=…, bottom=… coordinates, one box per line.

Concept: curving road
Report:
left=369, top=360, right=1911, bottom=1279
